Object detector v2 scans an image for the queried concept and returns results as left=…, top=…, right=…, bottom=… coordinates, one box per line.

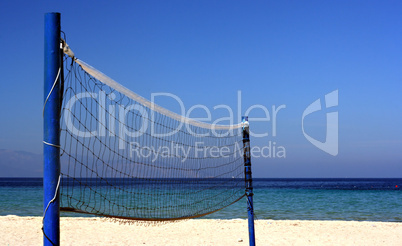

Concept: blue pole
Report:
left=44, top=12, right=61, bottom=246
left=242, top=116, right=255, bottom=246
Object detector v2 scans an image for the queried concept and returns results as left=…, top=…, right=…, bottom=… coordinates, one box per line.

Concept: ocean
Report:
left=0, top=178, right=400, bottom=222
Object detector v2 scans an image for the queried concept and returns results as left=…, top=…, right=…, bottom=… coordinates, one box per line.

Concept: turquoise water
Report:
left=206, top=188, right=401, bottom=221
left=1, top=178, right=401, bottom=221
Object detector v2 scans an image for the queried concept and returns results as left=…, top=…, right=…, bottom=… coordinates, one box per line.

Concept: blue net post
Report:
left=44, top=12, right=61, bottom=246
left=242, top=116, right=255, bottom=246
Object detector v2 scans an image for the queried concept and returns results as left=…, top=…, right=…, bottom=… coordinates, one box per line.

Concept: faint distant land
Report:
left=0, top=149, right=42, bottom=177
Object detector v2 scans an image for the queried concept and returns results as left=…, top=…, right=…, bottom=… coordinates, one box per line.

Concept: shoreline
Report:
left=2, top=216, right=401, bottom=245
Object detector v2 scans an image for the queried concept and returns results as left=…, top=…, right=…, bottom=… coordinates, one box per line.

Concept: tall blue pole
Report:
left=242, top=116, right=255, bottom=246
left=44, top=12, right=61, bottom=246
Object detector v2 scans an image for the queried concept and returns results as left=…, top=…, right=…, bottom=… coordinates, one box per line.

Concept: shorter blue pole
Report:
left=242, top=116, right=255, bottom=246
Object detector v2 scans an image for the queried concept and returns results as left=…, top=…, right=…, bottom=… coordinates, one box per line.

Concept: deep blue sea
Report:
left=0, top=178, right=400, bottom=222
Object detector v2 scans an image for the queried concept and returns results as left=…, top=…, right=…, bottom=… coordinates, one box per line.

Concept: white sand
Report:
left=1, top=216, right=401, bottom=245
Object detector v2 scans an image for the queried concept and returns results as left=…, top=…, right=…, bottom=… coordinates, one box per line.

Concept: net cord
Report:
left=42, top=67, right=60, bottom=117
left=61, top=44, right=242, bottom=130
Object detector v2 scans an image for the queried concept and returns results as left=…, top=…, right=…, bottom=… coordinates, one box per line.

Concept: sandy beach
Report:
left=1, top=216, right=401, bottom=245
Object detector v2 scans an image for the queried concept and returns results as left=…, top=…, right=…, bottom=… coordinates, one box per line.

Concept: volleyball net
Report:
left=59, top=50, right=247, bottom=220
left=43, top=12, right=255, bottom=246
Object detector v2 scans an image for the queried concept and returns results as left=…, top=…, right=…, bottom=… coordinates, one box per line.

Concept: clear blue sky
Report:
left=0, top=0, right=401, bottom=177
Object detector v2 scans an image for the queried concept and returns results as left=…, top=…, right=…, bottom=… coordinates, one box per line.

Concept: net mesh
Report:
left=59, top=54, right=246, bottom=220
